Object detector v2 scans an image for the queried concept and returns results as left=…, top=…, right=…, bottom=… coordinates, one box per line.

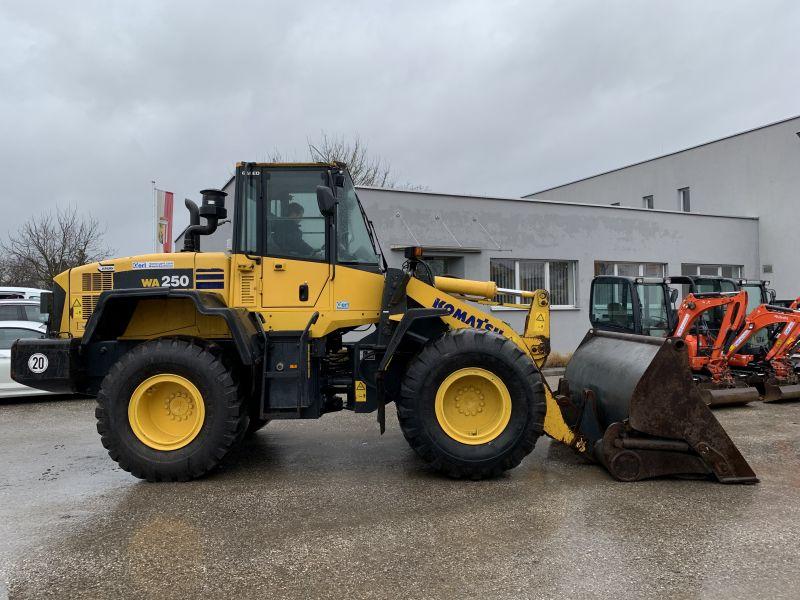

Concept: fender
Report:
left=83, top=288, right=262, bottom=365
left=375, top=307, right=449, bottom=433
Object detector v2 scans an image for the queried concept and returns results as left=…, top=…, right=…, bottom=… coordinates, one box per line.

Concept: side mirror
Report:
left=316, top=185, right=336, bottom=216
left=669, top=288, right=679, bottom=304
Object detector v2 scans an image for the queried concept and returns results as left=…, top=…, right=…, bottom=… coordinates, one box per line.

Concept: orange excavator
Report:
left=672, top=290, right=759, bottom=405
left=722, top=304, right=800, bottom=402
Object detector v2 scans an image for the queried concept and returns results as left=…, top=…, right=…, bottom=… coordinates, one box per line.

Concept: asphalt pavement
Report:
left=1, top=385, right=800, bottom=600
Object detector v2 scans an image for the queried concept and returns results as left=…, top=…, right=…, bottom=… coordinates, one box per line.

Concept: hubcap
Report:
left=435, top=367, right=512, bottom=445
left=128, top=374, right=205, bottom=451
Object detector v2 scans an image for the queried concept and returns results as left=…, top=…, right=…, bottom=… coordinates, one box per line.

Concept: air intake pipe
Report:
left=182, top=189, right=227, bottom=252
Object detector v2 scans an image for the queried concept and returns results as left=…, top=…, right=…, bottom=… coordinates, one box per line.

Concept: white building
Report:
left=525, top=115, right=800, bottom=299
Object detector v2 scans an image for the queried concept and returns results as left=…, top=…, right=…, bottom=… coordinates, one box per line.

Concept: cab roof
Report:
left=235, top=161, right=344, bottom=169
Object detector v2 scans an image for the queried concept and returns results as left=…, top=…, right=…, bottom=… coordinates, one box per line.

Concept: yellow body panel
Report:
left=65, top=252, right=230, bottom=339
left=261, top=258, right=330, bottom=308
left=257, top=262, right=384, bottom=336
left=121, top=299, right=230, bottom=340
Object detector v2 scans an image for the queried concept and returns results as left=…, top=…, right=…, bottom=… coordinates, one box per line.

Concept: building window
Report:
left=425, top=256, right=464, bottom=278
left=642, top=195, right=653, bottom=209
left=681, top=263, right=743, bottom=278
left=595, top=261, right=666, bottom=277
left=490, top=259, right=576, bottom=307
left=678, top=187, right=690, bottom=212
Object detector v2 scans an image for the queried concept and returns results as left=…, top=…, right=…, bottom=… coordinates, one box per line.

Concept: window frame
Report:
left=233, top=166, right=332, bottom=264
left=490, top=258, right=577, bottom=309
left=594, top=261, right=667, bottom=278
left=642, top=195, right=654, bottom=209
left=681, top=263, right=743, bottom=279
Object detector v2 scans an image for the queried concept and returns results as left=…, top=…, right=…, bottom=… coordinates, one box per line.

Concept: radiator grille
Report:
left=240, top=274, right=255, bottom=305
left=81, top=295, right=99, bottom=320
left=79, top=271, right=113, bottom=320
left=81, top=272, right=113, bottom=292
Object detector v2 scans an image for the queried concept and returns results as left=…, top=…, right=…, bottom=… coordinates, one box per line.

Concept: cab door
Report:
left=261, top=257, right=330, bottom=308
left=259, top=169, right=331, bottom=310
left=590, top=276, right=641, bottom=334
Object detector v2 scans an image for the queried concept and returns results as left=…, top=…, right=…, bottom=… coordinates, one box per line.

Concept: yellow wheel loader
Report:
left=11, top=163, right=757, bottom=483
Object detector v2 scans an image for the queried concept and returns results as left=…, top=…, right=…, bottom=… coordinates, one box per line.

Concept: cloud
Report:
left=0, top=0, right=797, bottom=256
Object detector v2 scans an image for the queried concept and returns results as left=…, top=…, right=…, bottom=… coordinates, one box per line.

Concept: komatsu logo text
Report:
left=432, top=298, right=504, bottom=334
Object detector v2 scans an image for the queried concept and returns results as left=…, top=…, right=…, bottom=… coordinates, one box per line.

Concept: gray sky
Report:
left=1, top=0, right=798, bottom=256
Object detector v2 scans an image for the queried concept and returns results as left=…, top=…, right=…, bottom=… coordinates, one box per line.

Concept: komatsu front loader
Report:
left=10, top=163, right=757, bottom=484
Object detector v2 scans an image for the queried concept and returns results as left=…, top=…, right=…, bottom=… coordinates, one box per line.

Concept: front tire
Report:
left=397, top=329, right=546, bottom=479
left=95, top=338, right=245, bottom=482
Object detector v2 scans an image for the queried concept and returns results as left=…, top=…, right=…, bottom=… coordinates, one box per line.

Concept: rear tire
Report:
left=397, top=329, right=546, bottom=479
left=95, top=338, right=245, bottom=482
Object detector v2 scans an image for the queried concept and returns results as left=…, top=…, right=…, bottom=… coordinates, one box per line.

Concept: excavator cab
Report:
left=590, top=276, right=675, bottom=337
left=736, top=279, right=777, bottom=355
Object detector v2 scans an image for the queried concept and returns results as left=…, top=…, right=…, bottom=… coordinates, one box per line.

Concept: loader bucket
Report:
left=560, top=330, right=758, bottom=483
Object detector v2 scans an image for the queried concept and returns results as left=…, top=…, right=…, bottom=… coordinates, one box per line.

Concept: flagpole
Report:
left=151, top=180, right=157, bottom=254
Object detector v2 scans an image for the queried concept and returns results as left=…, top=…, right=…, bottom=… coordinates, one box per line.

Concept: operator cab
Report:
left=738, top=279, right=775, bottom=313
left=738, top=279, right=777, bottom=354
left=590, top=276, right=675, bottom=337
left=232, top=163, right=382, bottom=270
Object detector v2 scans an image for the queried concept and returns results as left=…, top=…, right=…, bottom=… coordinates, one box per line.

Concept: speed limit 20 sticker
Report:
left=28, top=353, right=49, bottom=374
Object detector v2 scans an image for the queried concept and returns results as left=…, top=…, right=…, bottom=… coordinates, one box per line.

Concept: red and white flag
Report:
left=155, top=189, right=174, bottom=253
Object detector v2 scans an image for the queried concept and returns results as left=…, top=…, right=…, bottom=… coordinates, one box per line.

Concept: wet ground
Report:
left=1, top=387, right=799, bottom=600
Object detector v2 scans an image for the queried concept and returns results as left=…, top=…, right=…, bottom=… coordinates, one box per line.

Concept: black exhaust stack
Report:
left=182, top=189, right=227, bottom=252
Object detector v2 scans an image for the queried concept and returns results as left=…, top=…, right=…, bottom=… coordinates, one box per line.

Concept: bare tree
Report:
left=267, top=133, right=426, bottom=190
left=308, top=133, right=394, bottom=188
left=0, top=207, right=114, bottom=288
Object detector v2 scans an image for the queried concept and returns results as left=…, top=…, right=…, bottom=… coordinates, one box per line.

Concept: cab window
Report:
left=592, top=280, right=634, bottom=331
left=636, top=284, right=669, bottom=337
left=265, top=170, right=327, bottom=260
left=336, top=176, right=380, bottom=265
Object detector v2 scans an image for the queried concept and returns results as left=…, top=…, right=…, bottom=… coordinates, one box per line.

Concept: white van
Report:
left=0, top=287, right=47, bottom=300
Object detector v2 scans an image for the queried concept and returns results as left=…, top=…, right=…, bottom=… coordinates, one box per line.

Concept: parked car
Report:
left=0, top=287, right=47, bottom=300
left=0, top=321, right=49, bottom=398
left=0, top=299, right=48, bottom=324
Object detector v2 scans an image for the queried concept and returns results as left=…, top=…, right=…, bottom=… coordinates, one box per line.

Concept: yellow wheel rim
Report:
left=435, top=367, right=512, bottom=445
left=128, top=374, right=205, bottom=451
